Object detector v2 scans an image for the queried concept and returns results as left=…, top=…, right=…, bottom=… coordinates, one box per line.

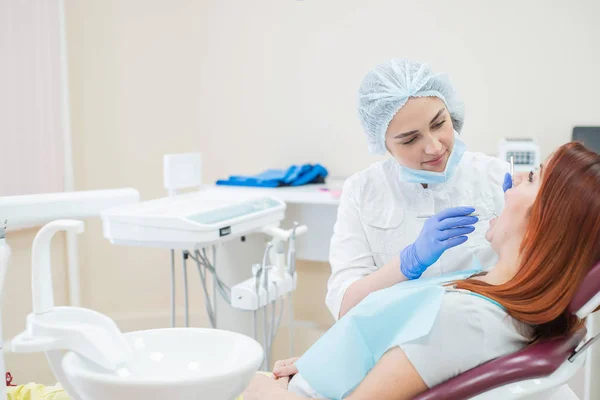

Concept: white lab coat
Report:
left=326, top=151, right=509, bottom=320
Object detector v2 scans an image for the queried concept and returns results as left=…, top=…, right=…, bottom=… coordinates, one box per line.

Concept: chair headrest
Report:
left=569, top=260, right=600, bottom=318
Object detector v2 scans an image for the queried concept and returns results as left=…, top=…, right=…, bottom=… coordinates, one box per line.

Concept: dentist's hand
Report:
left=502, top=172, right=512, bottom=192
left=400, top=207, right=478, bottom=280
left=503, top=171, right=528, bottom=192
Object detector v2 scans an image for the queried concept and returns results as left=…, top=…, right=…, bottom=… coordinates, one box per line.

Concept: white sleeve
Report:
left=488, top=157, right=510, bottom=187
left=487, top=157, right=510, bottom=215
left=398, top=295, right=485, bottom=388
left=326, top=177, right=378, bottom=321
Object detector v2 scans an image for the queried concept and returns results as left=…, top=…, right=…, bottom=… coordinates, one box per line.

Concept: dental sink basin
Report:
left=10, top=220, right=264, bottom=400
left=61, top=328, right=263, bottom=400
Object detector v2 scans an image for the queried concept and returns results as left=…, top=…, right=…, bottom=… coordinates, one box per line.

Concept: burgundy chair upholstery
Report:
left=413, top=261, right=600, bottom=400
left=569, top=261, right=600, bottom=314
left=413, top=328, right=586, bottom=400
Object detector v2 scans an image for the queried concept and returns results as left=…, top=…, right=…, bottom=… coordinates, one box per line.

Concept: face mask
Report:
left=398, top=131, right=466, bottom=184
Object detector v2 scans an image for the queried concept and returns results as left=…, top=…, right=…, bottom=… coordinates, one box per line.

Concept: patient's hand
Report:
left=273, top=357, right=299, bottom=379
left=243, top=373, right=289, bottom=400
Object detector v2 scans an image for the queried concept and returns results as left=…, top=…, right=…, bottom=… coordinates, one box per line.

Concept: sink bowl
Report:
left=61, top=328, right=263, bottom=400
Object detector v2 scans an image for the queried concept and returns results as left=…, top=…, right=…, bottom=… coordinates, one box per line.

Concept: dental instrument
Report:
left=288, top=222, right=298, bottom=277
left=510, top=155, right=514, bottom=177
left=275, top=240, right=286, bottom=279
left=228, top=223, right=306, bottom=367
left=254, top=240, right=287, bottom=370
left=0, top=220, right=10, bottom=400
left=510, top=155, right=514, bottom=186
left=417, top=213, right=480, bottom=219
left=251, top=263, right=262, bottom=341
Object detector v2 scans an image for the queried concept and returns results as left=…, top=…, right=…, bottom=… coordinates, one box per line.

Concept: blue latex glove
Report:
left=502, top=172, right=512, bottom=192
left=400, top=207, right=478, bottom=280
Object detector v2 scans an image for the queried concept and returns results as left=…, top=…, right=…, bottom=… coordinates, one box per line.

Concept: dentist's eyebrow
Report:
left=394, top=108, right=445, bottom=139
left=430, top=108, right=445, bottom=124
left=394, top=130, right=418, bottom=139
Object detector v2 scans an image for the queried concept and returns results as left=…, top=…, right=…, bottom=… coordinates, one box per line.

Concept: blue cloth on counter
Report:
left=216, top=164, right=328, bottom=187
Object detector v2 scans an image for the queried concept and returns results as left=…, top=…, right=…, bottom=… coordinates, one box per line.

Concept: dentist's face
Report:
left=384, top=97, right=454, bottom=172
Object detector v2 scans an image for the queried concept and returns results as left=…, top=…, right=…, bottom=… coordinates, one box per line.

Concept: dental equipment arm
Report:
left=32, top=220, right=84, bottom=314
left=286, top=223, right=298, bottom=356
left=261, top=225, right=308, bottom=242
left=262, top=243, right=273, bottom=370
left=260, top=223, right=308, bottom=357
left=12, top=220, right=132, bottom=372
left=287, top=223, right=298, bottom=276
left=252, top=264, right=262, bottom=341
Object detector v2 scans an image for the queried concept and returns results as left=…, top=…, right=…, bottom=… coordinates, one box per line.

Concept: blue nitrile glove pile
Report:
left=216, top=164, right=328, bottom=188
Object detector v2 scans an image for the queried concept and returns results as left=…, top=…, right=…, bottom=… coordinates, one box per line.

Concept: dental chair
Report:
left=414, top=261, right=600, bottom=400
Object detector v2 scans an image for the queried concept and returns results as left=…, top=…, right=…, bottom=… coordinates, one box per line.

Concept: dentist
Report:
left=327, top=59, right=512, bottom=320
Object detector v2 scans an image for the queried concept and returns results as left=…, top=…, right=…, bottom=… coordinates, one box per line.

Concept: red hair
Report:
left=456, top=142, right=600, bottom=340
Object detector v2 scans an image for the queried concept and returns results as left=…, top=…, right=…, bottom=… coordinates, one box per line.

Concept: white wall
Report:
left=68, top=0, right=600, bottom=198
left=0, top=0, right=65, bottom=196
left=0, top=0, right=72, bottom=386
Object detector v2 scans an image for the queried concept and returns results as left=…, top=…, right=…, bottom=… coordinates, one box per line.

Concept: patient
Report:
left=242, top=142, right=600, bottom=400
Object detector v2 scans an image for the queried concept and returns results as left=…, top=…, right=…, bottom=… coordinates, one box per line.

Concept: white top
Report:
left=288, top=291, right=532, bottom=397
left=326, top=151, right=509, bottom=320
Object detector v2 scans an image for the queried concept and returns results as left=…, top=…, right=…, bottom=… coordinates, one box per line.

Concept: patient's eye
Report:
left=528, top=171, right=533, bottom=183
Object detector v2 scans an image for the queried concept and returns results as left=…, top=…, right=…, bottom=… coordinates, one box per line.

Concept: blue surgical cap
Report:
left=357, top=59, right=465, bottom=154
